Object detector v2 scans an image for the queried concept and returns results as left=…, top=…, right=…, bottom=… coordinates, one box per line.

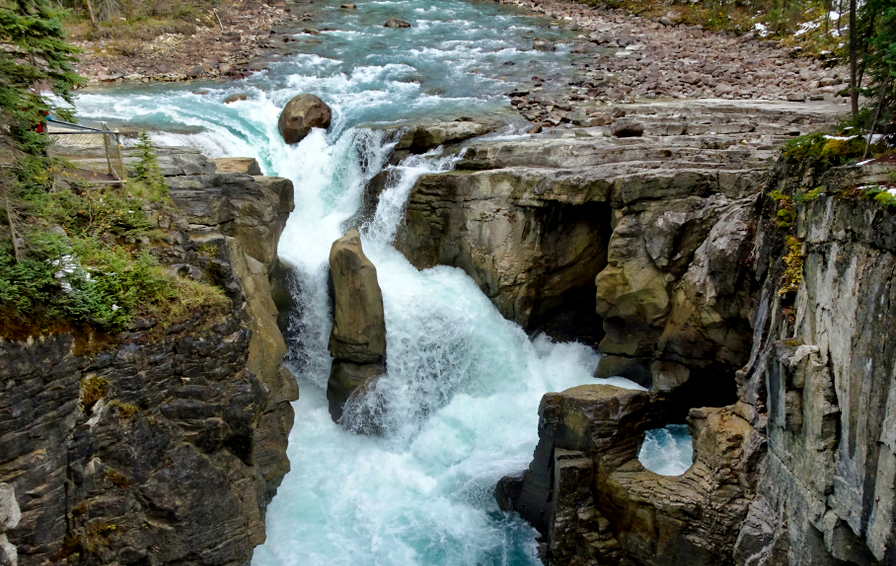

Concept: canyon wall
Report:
left=0, top=153, right=298, bottom=566
left=734, top=161, right=896, bottom=566
left=390, top=101, right=827, bottom=404
left=388, top=106, right=895, bottom=565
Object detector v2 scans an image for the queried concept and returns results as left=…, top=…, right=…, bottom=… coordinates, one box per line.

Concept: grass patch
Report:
left=109, top=399, right=139, bottom=419
left=80, top=376, right=108, bottom=413
left=104, top=469, right=129, bottom=488
left=1, top=141, right=228, bottom=339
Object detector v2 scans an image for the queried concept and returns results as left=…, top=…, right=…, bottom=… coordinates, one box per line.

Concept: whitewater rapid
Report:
left=69, top=0, right=693, bottom=563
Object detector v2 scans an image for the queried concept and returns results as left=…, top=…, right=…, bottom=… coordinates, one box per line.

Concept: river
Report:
left=69, top=1, right=670, bottom=564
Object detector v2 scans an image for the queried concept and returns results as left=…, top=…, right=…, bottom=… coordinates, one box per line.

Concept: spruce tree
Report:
left=0, top=0, right=83, bottom=154
left=133, top=130, right=165, bottom=191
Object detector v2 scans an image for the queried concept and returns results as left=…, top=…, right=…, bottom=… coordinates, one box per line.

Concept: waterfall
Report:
left=64, top=0, right=685, bottom=562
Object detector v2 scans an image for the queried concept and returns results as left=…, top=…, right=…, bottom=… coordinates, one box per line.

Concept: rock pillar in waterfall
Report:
left=326, top=229, right=387, bottom=423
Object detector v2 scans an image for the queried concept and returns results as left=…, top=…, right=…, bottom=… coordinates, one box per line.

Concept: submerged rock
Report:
left=278, top=94, right=332, bottom=144
left=384, top=17, right=411, bottom=28
left=326, top=230, right=387, bottom=423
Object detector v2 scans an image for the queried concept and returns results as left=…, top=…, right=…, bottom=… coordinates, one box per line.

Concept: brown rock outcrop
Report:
left=212, top=156, right=263, bottom=175
left=1, top=156, right=298, bottom=566
left=326, top=230, right=387, bottom=423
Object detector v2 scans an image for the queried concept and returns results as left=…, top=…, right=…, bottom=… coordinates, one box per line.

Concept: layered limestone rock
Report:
left=0, top=155, right=298, bottom=566
left=395, top=168, right=611, bottom=337
left=733, top=161, right=896, bottom=566
left=393, top=100, right=840, bottom=391
left=394, top=120, right=495, bottom=154
left=326, top=230, right=387, bottom=424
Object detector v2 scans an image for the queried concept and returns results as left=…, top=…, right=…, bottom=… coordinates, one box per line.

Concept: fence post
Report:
left=101, top=122, right=114, bottom=178
left=115, top=130, right=126, bottom=186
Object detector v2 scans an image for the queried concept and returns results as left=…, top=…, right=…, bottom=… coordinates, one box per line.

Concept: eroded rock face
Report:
left=278, top=94, right=332, bottom=144
left=502, top=155, right=896, bottom=566
left=395, top=168, right=611, bottom=334
left=0, top=484, right=20, bottom=566
left=393, top=100, right=828, bottom=384
left=733, top=163, right=896, bottom=566
left=1, top=164, right=297, bottom=566
left=326, top=230, right=387, bottom=422
left=499, top=384, right=762, bottom=566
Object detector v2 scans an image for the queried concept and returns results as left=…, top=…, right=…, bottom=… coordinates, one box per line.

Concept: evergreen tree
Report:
left=133, top=130, right=165, bottom=191
left=1, top=0, right=83, bottom=261
left=0, top=0, right=83, bottom=154
left=850, top=0, right=896, bottom=127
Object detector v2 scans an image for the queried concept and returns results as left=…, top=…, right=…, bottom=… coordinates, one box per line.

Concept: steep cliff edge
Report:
left=495, top=152, right=896, bottom=565
left=392, top=100, right=839, bottom=406
left=0, top=152, right=298, bottom=566
left=384, top=102, right=896, bottom=564
left=734, top=160, right=896, bottom=566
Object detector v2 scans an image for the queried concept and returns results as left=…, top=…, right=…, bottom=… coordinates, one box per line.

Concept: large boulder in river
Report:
left=326, top=230, right=387, bottom=423
left=278, top=94, right=332, bottom=144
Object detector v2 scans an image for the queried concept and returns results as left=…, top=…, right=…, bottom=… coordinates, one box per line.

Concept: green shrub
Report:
left=779, top=236, right=804, bottom=296
left=781, top=131, right=869, bottom=168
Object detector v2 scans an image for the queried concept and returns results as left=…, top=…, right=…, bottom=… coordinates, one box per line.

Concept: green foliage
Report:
left=109, top=400, right=138, bottom=419
left=769, top=189, right=797, bottom=229
left=80, top=376, right=107, bottom=412
left=781, top=131, right=869, bottom=167
left=132, top=130, right=166, bottom=192
left=864, top=184, right=896, bottom=207
left=846, top=0, right=896, bottom=133
left=794, top=187, right=824, bottom=203
left=0, top=0, right=84, bottom=152
left=0, top=227, right=228, bottom=332
left=779, top=235, right=804, bottom=296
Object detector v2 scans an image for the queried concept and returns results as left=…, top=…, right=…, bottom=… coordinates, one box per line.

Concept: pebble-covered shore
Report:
left=490, top=0, right=850, bottom=127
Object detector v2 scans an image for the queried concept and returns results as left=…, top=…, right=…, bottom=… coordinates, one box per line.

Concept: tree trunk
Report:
left=850, top=0, right=858, bottom=116
left=3, top=183, right=19, bottom=263
left=85, top=0, right=98, bottom=29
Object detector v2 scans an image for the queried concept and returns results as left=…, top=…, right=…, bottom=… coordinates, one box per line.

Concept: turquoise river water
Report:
left=69, top=1, right=690, bottom=564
